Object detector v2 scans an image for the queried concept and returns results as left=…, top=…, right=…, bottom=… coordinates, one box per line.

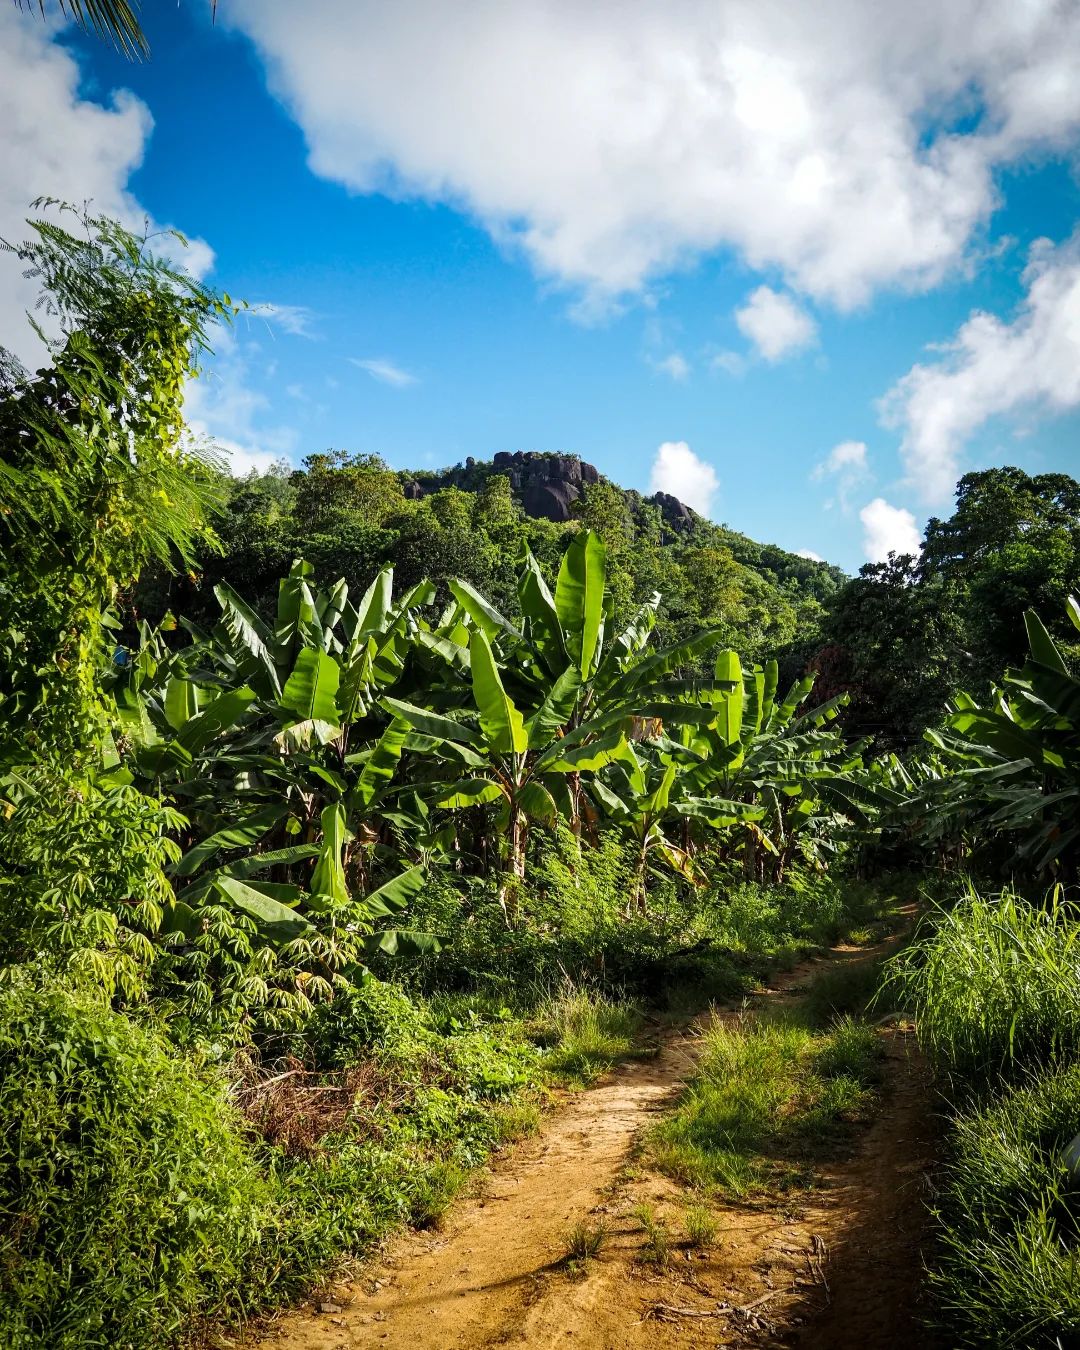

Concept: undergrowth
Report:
left=649, top=1007, right=883, bottom=1197
left=897, top=887, right=1080, bottom=1347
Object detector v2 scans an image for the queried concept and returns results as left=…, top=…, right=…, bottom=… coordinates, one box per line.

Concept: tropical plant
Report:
left=920, top=599, right=1080, bottom=882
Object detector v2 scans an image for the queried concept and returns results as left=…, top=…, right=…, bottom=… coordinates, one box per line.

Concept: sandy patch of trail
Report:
left=250, top=926, right=937, bottom=1350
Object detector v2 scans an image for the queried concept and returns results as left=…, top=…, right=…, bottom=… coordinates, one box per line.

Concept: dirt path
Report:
left=250, top=931, right=937, bottom=1350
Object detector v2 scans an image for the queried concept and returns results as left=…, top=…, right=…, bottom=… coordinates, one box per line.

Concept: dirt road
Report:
left=250, top=936, right=937, bottom=1350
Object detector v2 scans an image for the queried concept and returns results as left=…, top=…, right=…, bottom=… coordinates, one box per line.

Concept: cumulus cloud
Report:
left=649, top=441, right=719, bottom=516
left=859, top=497, right=922, bottom=562
left=812, top=439, right=870, bottom=512
left=252, top=302, right=317, bottom=337
left=229, top=1, right=1080, bottom=311
left=350, top=356, right=418, bottom=387
left=185, top=327, right=298, bottom=477
left=796, top=548, right=823, bottom=561
left=735, top=286, right=817, bottom=360
left=650, top=351, right=691, bottom=381
left=0, top=8, right=211, bottom=367
left=881, top=234, right=1080, bottom=505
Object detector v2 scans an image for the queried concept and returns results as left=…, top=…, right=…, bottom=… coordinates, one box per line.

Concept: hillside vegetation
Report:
left=4, top=210, right=1080, bottom=1349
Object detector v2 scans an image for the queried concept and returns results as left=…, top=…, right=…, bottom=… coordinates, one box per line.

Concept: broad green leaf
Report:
left=310, top=802, right=349, bottom=905
left=175, top=686, right=256, bottom=755
left=173, top=805, right=287, bottom=877
left=437, top=778, right=505, bottom=808
left=214, top=875, right=314, bottom=940
left=539, top=729, right=630, bottom=773
left=555, top=529, right=606, bottom=677
left=352, top=717, right=411, bottom=810
left=381, top=696, right=481, bottom=745
left=518, top=549, right=565, bottom=664
left=214, top=581, right=282, bottom=696
left=518, top=779, right=558, bottom=823
left=361, top=864, right=428, bottom=919
left=163, top=675, right=200, bottom=732
left=470, top=630, right=528, bottom=754
left=1025, top=609, right=1069, bottom=674
left=449, top=578, right=521, bottom=641
left=279, top=648, right=341, bottom=745
left=525, top=665, right=581, bottom=748
left=366, top=928, right=443, bottom=956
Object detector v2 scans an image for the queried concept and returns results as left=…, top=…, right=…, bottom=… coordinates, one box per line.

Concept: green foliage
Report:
left=930, top=1064, right=1080, bottom=1348
left=0, top=206, right=229, bottom=764
left=649, top=1008, right=881, bottom=1196
left=915, top=597, right=1080, bottom=882
left=890, top=888, right=1080, bottom=1082
left=0, top=982, right=273, bottom=1350
left=0, top=769, right=183, bottom=1001
left=817, top=467, right=1080, bottom=747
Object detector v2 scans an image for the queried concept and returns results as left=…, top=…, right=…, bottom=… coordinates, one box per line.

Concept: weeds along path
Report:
left=250, top=923, right=936, bottom=1350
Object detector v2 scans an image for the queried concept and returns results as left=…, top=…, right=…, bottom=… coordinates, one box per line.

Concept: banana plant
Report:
left=922, top=599, right=1080, bottom=881
left=685, top=651, right=895, bottom=881
left=384, top=626, right=655, bottom=911
left=110, top=559, right=439, bottom=946
left=590, top=737, right=762, bottom=909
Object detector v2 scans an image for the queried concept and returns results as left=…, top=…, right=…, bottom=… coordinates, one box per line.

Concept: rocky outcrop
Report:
left=651, top=491, right=698, bottom=532
left=401, top=452, right=697, bottom=532
left=490, top=451, right=600, bottom=523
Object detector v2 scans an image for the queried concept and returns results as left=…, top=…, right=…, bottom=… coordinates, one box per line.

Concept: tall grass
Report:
left=649, top=1009, right=881, bottom=1195
left=888, top=887, right=1080, bottom=1081
left=931, top=1063, right=1080, bottom=1348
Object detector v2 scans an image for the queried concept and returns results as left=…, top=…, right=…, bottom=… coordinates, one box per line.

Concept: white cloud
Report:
left=650, top=351, right=691, bottom=381
left=735, top=286, right=817, bottom=360
left=228, top=1, right=1080, bottom=311
left=881, top=233, right=1080, bottom=505
left=710, top=349, right=747, bottom=377
left=251, top=302, right=317, bottom=337
left=796, top=548, right=823, bottom=561
left=812, top=438, right=870, bottom=512
left=185, top=327, right=298, bottom=476
left=0, top=8, right=211, bottom=367
left=350, top=356, right=418, bottom=387
left=649, top=440, right=719, bottom=516
left=859, top=497, right=922, bottom=562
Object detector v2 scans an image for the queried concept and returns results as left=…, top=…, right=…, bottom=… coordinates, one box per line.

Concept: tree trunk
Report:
left=497, top=801, right=526, bottom=925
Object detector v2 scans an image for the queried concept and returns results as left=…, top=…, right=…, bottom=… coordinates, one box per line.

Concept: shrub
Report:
left=0, top=981, right=272, bottom=1350
left=889, top=888, right=1080, bottom=1080
left=931, top=1063, right=1080, bottom=1347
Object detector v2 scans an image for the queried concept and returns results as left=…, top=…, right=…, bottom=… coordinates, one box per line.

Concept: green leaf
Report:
left=163, top=675, right=200, bottom=731
left=381, top=696, right=481, bottom=745
left=174, top=686, right=256, bottom=755
left=470, top=630, right=528, bottom=754
left=525, top=665, right=581, bottom=748
left=518, top=549, right=566, bottom=672
left=539, top=729, right=630, bottom=773
left=214, top=581, right=282, bottom=696
left=1025, top=609, right=1069, bottom=674
left=213, top=875, right=314, bottom=940
left=518, top=779, right=558, bottom=823
left=279, top=649, right=342, bottom=745
left=555, top=529, right=606, bottom=677
left=449, top=578, right=521, bottom=641
left=360, top=865, right=428, bottom=920
left=310, top=802, right=350, bottom=905
left=437, top=778, right=505, bottom=808
left=173, top=806, right=287, bottom=877
left=365, top=928, right=443, bottom=957
left=352, top=717, right=410, bottom=810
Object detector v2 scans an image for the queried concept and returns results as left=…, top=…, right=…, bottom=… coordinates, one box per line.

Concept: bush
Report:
left=931, top=1063, right=1080, bottom=1347
left=0, top=981, right=273, bottom=1350
left=889, top=888, right=1080, bottom=1080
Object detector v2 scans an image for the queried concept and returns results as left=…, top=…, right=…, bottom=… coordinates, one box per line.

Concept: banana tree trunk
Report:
left=497, top=800, right=526, bottom=925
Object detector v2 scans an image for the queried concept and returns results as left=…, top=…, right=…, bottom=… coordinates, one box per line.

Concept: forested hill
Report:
left=136, top=455, right=1080, bottom=750
left=138, top=449, right=847, bottom=675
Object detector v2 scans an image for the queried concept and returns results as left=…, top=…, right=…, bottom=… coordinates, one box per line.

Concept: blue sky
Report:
left=3, top=2, right=1080, bottom=571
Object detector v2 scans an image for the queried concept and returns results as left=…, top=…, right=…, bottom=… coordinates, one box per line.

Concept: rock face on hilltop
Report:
left=403, top=451, right=699, bottom=531
left=490, top=451, right=600, bottom=523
